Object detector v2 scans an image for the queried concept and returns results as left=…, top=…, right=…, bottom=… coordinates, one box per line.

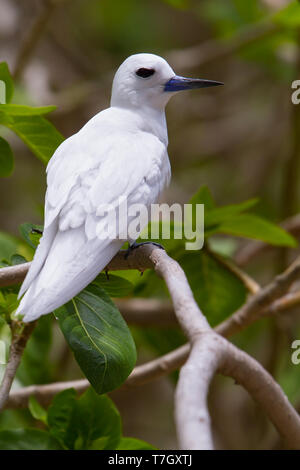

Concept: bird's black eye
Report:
left=135, top=68, right=155, bottom=78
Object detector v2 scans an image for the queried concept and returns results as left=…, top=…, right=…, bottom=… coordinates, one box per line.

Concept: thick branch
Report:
left=136, top=247, right=300, bottom=449
left=5, top=344, right=190, bottom=409
left=2, top=246, right=300, bottom=449
left=116, top=299, right=175, bottom=326
left=222, top=341, right=300, bottom=449
left=0, top=249, right=153, bottom=288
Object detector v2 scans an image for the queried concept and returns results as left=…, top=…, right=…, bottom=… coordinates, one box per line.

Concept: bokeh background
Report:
left=1, top=0, right=300, bottom=450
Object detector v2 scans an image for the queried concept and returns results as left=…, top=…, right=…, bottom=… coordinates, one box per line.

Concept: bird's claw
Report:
left=31, top=228, right=43, bottom=235
left=124, top=241, right=165, bottom=260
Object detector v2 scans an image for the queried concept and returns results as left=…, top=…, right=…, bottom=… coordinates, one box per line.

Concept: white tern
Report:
left=16, top=53, right=222, bottom=322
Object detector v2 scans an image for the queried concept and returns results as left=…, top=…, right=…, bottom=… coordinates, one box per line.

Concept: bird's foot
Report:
left=104, top=269, right=110, bottom=281
left=124, top=241, right=165, bottom=260
left=31, top=228, right=43, bottom=235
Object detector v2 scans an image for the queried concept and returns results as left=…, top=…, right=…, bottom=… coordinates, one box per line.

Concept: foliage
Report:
left=0, top=62, right=63, bottom=170
left=1, top=0, right=300, bottom=450
left=56, top=285, right=136, bottom=394
left=0, top=388, right=155, bottom=450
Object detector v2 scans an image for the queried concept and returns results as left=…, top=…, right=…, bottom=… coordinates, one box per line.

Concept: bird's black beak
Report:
left=164, top=75, right=224, bottom=92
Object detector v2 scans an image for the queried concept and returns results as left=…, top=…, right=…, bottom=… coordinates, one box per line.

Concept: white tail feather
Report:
left=16, top=227, right=123, bottom=322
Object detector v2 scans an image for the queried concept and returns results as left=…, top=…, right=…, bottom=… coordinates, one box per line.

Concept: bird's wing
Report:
left=17, top=126, right=169, bottom=321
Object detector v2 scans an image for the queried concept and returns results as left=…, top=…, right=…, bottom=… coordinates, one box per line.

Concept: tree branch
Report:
left=0, top=249, right=153, bottom=288
left=0, top=321, right=36, bottom=411
left=146, top=247, right=300, bottom=449
left=13, top=0, right=61, bottom=80
left=2, top=246, right=300, bottom=448
left=216, top=256, right=300, bottom=337
left=166, top=21, right=280, bottom=70
left=116, top=299, right=176, bottom=326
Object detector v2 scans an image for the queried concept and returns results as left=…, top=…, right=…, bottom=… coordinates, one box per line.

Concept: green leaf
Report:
left=47, top=389, right=77, bottom=449
left=0, top=230, right=32, bottom=262
left=57, top=285, right=136, bottom=394
left=218, top=214, right=297, bottom=247
left=0, top=62, right=13, bottom=103
left=162, top=0, right=190, bottom=9
left=73, top=389, right=122, bottom=450
left=0, top=429, right=62, bottom=450
left=93, top=273, right=133, bottom=297
left=1, top=114, right=63, bottom=164
left=0, top=137, right=14, bottom=177
left=189, top=185, right=215, bottom=210
left=273, top=0, right=300, bottom=28
left=179, top=250, right=247, bottom=326
left=0, top=104, right=56, bottom=116
left=28, top=396, right=48, bottom=425
left=19, top=222, right=43, bottom=249
left=205, top=199, right=259, bottom=229
left=117, top=437, right=156, bottom=450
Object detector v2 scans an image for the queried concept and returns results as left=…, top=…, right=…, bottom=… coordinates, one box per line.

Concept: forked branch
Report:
left=1, top=246, right=300, bottom=449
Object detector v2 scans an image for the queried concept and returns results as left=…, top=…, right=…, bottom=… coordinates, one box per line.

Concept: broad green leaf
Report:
left=57, top=285, right=136, bottom=394
left=205, top=198, right=259, bottom=229
left=0, top=429, right=62, bottom=450
left=0, top=231, right=33, bottom=262
left=28, top=396, right=48, bottom=425
left=47, top=389, right=77, bottom=449
left=218, top=214, right=297, bottom=247
left=0, top=104, right=56, bottom=116
left=0, top=292, right=19, bottom=318
left=0, top=62, right=13, bottom=103
left=179, top=250, right=247, bottom=326
left=273, top=0, right=300, bottom=27
left=2, top=114, right=63, bottom=164
left=19, top=222, right=43, bottom=249
left=0, top=137, right=14, bottom=177
left=117, top=437, right=156, bottom=450
left=72, top=389, right=121, bottom=450
left=10, top=254, right=27, bottom=265
left=93, top=273, right=133, bottom=298
left=189, top=185, right=215, bottom=210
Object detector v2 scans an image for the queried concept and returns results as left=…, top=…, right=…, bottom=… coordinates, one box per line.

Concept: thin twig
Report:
left=13, top=0, right=66, bottom=80
left=2, top=246, right=300, bottom=448
left=216, top=256, right=300, bottom=337
left=166, top=21, right=280, bottom=70
left=234, top=214, right=300, bottom=267
left=0, top=321, right=36, bottom=411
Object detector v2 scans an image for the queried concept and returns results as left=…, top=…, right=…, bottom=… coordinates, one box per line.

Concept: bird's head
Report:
left=111, top=53, right=223, bottom=111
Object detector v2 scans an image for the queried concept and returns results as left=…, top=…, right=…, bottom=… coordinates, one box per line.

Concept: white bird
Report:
left=16, top=53, right=222, bottom=322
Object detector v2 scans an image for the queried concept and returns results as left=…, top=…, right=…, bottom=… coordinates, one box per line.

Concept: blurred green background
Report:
left=1, top=0, right=300, bottom=450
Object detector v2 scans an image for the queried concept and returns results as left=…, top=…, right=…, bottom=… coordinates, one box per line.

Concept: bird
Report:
left=16, top=53, right=223, bottom=322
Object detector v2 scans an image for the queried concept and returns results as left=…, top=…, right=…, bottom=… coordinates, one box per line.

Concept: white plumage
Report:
left=17, top=53, right=222, bottom=322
